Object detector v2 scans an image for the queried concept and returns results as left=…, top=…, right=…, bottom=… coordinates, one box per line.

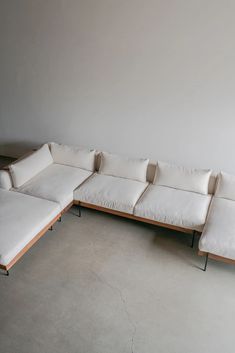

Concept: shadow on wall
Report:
left=0, top=142, right=39, bottom=158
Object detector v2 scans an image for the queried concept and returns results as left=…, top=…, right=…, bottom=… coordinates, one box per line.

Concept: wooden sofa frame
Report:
left=75, top=200, right=195, bottom=234
left=198, top=250, right=235, bottom=271
left=78, top=202, right=235, bottom=271
left=74, top=201, right=198, bottom=249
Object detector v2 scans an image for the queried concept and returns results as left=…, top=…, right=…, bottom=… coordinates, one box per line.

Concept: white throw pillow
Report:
left=154, top=161, right=212, bottom=195
left=50, top=142, right=96, bottom=171
left=0, top=170, right=12, bottom=190
left=9, top=144, right=53, bottom=188
left=215, top=172, right=235, bottom=201
left=99, top=152, right=149, bottom=183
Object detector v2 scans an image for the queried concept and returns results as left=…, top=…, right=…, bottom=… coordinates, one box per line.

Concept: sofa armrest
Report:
left=0, top=170, right=12, bottom=190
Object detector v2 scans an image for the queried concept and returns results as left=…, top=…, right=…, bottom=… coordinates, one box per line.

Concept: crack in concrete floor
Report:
left=90, top=269, right=137, bottom=353
left=88, top=234, right=137, bottom=353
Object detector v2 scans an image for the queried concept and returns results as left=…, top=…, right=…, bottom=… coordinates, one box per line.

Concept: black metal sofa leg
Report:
left=68, top=205, right=81, bottom=218
left=191, top=231, right=196, bottom=248
left=203, top=253, right=209, bottom=271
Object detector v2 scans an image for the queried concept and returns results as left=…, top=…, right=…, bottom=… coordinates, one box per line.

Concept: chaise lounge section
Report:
left=0, top=189, right=61, bottom=275
left=199, top=172, right=235, bottom=270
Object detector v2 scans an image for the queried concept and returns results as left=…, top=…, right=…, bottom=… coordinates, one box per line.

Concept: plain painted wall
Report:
left=0, top=0, right=235, bottom=173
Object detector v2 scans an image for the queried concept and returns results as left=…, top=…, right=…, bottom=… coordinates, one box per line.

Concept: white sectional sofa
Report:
left=1, top=141, right=234, bottom=274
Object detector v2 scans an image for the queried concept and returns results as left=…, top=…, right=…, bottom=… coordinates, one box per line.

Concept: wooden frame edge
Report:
left=74, top=201, right=194, bottom=234
left=198, top=250, right=235, bottom=266
left=198, top=250, right=207, bottom=256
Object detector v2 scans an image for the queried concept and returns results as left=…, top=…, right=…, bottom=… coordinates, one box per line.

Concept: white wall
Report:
left=0, top=0, right=235, bottom=172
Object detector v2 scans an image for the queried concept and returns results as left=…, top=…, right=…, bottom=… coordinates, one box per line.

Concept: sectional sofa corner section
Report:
left=0, top=142, right=96, bottom=273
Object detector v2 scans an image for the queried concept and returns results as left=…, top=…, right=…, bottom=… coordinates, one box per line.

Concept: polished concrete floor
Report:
left=1, top=207, right=235, bottom=353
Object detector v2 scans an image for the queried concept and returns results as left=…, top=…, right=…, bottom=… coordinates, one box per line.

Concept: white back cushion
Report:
left=215, top=172, right=235, bottom=200
left=99, top=152, right=149, bottom=182
left=50, top=143, right=96, bottom=171
left=154, top=161, right=212, bottom=195
left=0, top=170, right=12, bottom=190
left=9, top=144, right=53, bottom=188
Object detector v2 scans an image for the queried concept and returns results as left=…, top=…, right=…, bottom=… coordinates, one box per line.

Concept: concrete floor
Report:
left=1, top=207, right=235, bottom=353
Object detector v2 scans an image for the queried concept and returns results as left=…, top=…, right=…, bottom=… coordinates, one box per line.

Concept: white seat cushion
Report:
left=0, top=189, right=60, bottom=266
left=199, top=198, right=235, bottom=260
left=134, top=184, right=212, bottom=231
left=74, top=173, right=148, bottom=214
left=9, top=144, right=53, bottom=188
left=16, top=164, right=92, bottom=209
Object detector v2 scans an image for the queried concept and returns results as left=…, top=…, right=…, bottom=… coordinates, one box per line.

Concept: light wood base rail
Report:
left=74, top=201, right=195, bottom=235
left=198, top=250, right=235, bottom=266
